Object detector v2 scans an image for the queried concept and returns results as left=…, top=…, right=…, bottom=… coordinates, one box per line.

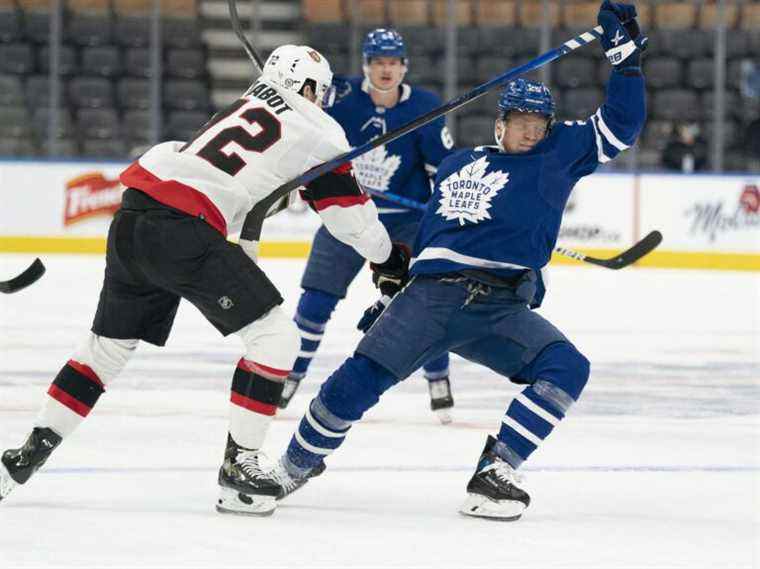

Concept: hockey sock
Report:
left=423, top=353, right=450, bottom=381
left=284, top=395, right=352, bottom=476
left=36, top=360, right=105, bottom=438
left=229, top=359, right=288, bottom=450
left=291, top=289, right=340, bottom=380
left=496, top=342, right=589, bottom=468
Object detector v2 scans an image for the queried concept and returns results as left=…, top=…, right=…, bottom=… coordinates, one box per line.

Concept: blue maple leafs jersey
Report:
left=327, top=77, right=455, bottom=220
left=409, top=70, right=646, bottom=304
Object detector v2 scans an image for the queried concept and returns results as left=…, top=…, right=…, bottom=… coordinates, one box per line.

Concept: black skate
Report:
left=216, top=434, right=282, bottom=516
left=278, top=374, right=302, bottom=409
left=459, top=435, right=531, bottom=521
left=271, top=457, right=325, bottom=501
left=1, top=427, right=62, bottom=503
left=428, top=376, right=454, bottom=424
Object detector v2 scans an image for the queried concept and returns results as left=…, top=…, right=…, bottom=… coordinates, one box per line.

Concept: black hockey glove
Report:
left=357, top=243, right=411, bottom=333
left=369, top=242, right=411, bottom=298
left=598, top=0, right=647, bottom=73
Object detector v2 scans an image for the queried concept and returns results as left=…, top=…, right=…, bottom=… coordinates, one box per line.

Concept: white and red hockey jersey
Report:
left=120, top=79, right=391, bottom=263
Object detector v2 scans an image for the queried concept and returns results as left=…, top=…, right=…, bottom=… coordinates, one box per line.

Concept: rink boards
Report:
left=0, top=159, right=758, bottom=270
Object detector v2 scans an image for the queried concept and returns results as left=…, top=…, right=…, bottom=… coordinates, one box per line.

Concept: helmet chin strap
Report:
left=494, top=121, right=506, bottom=152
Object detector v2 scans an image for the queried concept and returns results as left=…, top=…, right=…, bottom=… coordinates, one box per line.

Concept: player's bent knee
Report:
left=72, top=333, right=139, bottom=386
left=527, top=342, right=590, bottom=403
left=237, top=305, right=300, bottom=371
left=318, top=355, right=399, bottom=421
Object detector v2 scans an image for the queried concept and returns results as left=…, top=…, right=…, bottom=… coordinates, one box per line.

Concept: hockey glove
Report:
left=598, top=0, right=647, bottom=72
left=370, top=242, right=411, bottom=298
left=356, top=294, right=392, bottom=333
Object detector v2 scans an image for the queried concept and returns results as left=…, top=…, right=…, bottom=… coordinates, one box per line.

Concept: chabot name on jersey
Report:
left=246, top=83, right=294, bottom=115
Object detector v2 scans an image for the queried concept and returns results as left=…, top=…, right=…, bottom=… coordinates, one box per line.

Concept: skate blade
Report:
left=435, top=408, right=453, bottom=425
left=216, top=486, right=277, bottom=517
left=0, top=463, right=18, bottom=503
left=458, top=493, right=526, bottom=521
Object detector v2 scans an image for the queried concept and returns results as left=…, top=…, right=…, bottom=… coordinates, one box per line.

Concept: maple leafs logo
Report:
left=436, top=156, right=509, bottom=225
left=351, top=146, right=402, bottom=192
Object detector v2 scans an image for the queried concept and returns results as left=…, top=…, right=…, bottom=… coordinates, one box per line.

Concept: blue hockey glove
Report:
left=597, top=0, right=647, bottom=71
left=357, top=294, right=392, bottom=333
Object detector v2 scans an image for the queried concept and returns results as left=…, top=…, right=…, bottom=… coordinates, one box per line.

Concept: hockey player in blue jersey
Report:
left=282, top=28, right=457, bottom=422
left=271, top=1, right=647, bottom=520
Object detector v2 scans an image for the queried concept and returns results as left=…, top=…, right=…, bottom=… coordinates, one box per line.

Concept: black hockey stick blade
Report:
left=0, top=258, right=46, bottom=294
left=581, top=231, right=663, bottom=269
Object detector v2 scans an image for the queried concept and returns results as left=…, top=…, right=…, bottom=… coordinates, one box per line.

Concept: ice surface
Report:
left=0, top=254, right=758, bottom=569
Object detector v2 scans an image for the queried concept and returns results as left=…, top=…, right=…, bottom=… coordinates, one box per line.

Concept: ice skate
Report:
left=1, top=427, right=62, bottom=503
left=459, top=436, right=530, bottom=521
left=216, top=435, right=281, bottom=516
left=428, top=377, right=454, bottom=424
left=278, top=374, right=302, bottom=409
left=271, top=457, right=325, bottom=501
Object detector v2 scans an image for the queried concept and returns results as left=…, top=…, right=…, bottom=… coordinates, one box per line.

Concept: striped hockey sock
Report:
left=36, top=360, right=106, bottom=437
left=496, top=380, right=575, bottom=468
left=290, top=312, right=326, bottom=382
left=284, top=396, right=353, bottom=476
left=229, top=358, right=288, bottom=449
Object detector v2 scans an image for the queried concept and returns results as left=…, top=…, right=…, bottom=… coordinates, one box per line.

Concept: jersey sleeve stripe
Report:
left=590, top=115, right=612, bottom=164
left=594, top=109, right=630, bottom=151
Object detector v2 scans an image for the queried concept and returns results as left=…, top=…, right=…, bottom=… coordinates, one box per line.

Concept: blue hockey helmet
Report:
left=362, top=28, right=407, bottom=64
left=497, top=78, right=555, bottom=120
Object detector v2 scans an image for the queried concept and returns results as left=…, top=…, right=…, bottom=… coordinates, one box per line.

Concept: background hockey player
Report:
left=270, top=1, right=647, bottom=520
left=0, top=45, right=409, bottom=517
left=282, top=28, right=458, bottom=423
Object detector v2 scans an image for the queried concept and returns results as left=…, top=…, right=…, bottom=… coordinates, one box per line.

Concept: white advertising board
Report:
left=639, top=174, right=760, bottom=254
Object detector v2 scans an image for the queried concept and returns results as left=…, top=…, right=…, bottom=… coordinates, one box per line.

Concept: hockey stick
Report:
left=0, top=258, right=46, bottom=294
left=240, top=25, right=605, bottom=243
left=365, top=188, right=662, bottom=270
left=227, top=0, right=264, bottom=71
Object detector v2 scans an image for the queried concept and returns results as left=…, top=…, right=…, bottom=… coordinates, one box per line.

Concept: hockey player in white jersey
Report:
left=0, top=45, right=406, bottom=517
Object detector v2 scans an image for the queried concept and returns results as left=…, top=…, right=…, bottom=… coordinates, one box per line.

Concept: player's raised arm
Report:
left=550, top=0, right=647, bottom=178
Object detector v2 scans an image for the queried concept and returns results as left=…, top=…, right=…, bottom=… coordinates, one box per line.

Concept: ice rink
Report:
left=0, top=253, right=758, bottom=569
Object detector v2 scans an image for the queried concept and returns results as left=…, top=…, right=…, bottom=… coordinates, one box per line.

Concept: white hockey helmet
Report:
left=262, top=45, right=334, bottom=105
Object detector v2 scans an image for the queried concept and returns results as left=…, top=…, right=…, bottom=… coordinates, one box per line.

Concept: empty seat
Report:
left=163, top=79, right=209, bottom=111
left=117, top=77, right=151, bottom=109
left=26, top=75, right=68, bottom=107
left=0, top=106, right=31, bottom=137
left=32, top=107, right=75, bottom=139
left=37, top=45, right=78, bottom=76
left=643, top=57, right=682, bottom=90
left=395, top=26, right=443, bottom=57
left=123, top=109, right=153, bottom=143
left=114, top=17, right=151, bottom=48
left=303, top=0, right=343, bottom=23
left=162, top=0, right=197, bottom=17
left=353, top=0, right=386, bottom=24
left=706, top=31, right=751, bottom=59
left=666, top=29, right=711, bottom=60
left=162, top=18, right=201, bottom=49
left=475, top=26, right=521, bottom=57
left=699, top=2, right=739, bottom=29
left=66, top=14, right=113, bottom=46
left=68, top=0, right=111, bottom=13
left=82, top=138, right=127, bottom=158
left=703, top=119, right=740, bottom=149
left=0, top=43, right=34, bottom=74
left=513, top=28, right=541, bottom=58
left=24, top=11, right=50, bottom=43
left=739, top=3, right=760, bottom=31
left=454, top=55, right=478, bottom=84
left=475, top=0, right=516, bottom=26
left=700, top=90, right=742, bottom=121
left=0, top=137, right=37, bottom=156
left=389, top=0, right=428, bottom=25
left=0, top=74, right=24, bottom=105
left=82, top=46, right=123, bottom=77
left=560, top=88, right=603, bottom=119
left=520, top=0, right=560, bottom=28
left=0, top=8, right=22, bottom=42
left=562, top=1, right=597, bottom=28
left=166, top=110, right=209, bottom=140
left=125, top=47, right=152, bottom=77
left=555, top=57, right=596, bottom=89
left=431, top=0, right=472, bottom=26
left=78, top=108, right=121, bottom=139
left=112, top=0, right=150, bottom=16
left=166, top=49, right=205, bottom=79
left=457, top=115, right=493, bottom=147
left=686, top=58, right=713, bottom=91
left=651, top=90, right=700, bottom=121
left=40, top=137, right=78, bottom=157
left=475, top=55, right=511, bottom=83
left=654, top=2, right=696, bottom=30
left=69, top=76, right=114, bottom=108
